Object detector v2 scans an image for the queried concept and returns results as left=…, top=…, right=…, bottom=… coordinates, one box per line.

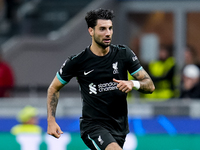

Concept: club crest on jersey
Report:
left=112, top=62, right=119, bottom=74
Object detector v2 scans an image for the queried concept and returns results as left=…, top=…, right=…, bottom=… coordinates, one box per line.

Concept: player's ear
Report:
left=88, top=27, right=94, bottom=36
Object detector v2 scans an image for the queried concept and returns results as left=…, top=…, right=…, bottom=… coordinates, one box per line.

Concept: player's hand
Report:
left=47, top=121, right=63, bottom=138
left=113, top=78, right=133, bottom=93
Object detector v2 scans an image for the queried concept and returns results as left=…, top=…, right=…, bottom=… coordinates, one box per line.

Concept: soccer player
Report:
left=47, top=8, right=155, bottom=150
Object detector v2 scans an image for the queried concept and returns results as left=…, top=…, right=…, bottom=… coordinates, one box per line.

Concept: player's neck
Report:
left=90, top=43, right=110, bottom=56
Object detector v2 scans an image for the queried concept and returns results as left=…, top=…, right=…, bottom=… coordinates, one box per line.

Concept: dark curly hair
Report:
left=85, top=8, right=115, bottom=28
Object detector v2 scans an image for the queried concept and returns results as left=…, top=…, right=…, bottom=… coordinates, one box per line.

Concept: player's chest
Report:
left=77, top=59, right=125, bottom=81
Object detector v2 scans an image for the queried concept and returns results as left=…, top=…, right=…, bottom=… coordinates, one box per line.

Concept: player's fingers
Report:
left=117, top=84, right=123, bottom=90
left=122, top=86, right=130, bottom=93
left=113, top=78, right=121, bottom=83
left=56, top=133, right=61, bottom=138
left=48, top=129, right=63, bottom=138
left=122, top=87, right=127, bottom=92
left=57, top=128, right=63, bottom=134
left=125, top=88, right=131, bottom=93
left=48, top=131, right=60, bottom=138
left=113, top=79, right=123, bottom=89
left=118, top=84, right=127, bottom=91
left=52, top=134, right=59, bottom=138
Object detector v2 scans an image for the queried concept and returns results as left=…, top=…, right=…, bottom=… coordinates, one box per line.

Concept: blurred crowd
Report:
left=129, top=44, right=200, bottom=101
left=0, top=0, right=23, bottom=35
left=143, top=44, right=200, bottom=101
left=0, top=48, right=14, bottom=97
left=179, top=45, right=200, bottom=99
left=0, top=1, right=200, bottom=101
left=0, top=0, right=41, bottom=36
left=1, top=43, right=200, bottom=100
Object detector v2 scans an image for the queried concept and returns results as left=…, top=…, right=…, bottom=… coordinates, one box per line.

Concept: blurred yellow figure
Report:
left=11, top=105, right=42, bottom=150
left=11, top=105, right=42, bottom=135
left=142, top=45, right=176, bottom=100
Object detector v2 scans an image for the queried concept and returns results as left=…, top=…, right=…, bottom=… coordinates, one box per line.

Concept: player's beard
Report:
left=94, top=35, right=111, bottom=49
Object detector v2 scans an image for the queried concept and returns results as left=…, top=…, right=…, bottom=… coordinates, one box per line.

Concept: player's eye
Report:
left=100, top=27, right=105, bottom=31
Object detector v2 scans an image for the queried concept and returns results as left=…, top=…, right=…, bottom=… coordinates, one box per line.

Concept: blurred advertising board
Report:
left=1, top=116, right=200, bottom=150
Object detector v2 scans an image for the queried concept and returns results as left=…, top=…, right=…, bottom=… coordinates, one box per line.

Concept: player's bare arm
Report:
left=132, top=68, right=155, bottom=93
left=113, top=68, right=155, bottom=94
left=47, top=76, right=64, bottom=138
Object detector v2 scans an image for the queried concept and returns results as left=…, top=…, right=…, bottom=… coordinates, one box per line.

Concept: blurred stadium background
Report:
left=1, top=0, right=200, bottom=149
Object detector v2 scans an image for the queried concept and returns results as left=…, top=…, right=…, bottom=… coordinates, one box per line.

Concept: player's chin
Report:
left=103, top=42, right=111, bottom=47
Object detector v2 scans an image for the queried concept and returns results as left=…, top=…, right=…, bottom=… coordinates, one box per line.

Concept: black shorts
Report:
left=81, top=126, right=126, bottom=150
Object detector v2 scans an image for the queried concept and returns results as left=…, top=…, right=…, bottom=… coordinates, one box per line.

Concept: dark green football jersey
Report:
left=57, top=44, right=142, bottom=136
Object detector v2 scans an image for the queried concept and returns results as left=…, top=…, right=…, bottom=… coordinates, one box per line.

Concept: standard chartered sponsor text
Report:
left=98, top=82, right=118, bottom=92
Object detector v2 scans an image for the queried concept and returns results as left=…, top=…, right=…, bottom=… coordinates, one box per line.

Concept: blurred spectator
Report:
left=179, top=64, right=200, bottom=99
left=11, top=105, right=42, bottom=135
left=179, top=45, right=200, bottom=98
left=0, top=0, right=5, bottom=20
left=142, top=44, right=176, bottom=100
left=0, top=0, right=22, bottom=35
left=11, top=105, right=42, bottom=150
left=4, top=0, right=21, bottom=21
left=184, top=45, right=200, bottom=68
left=0, top=49, right=14, bottom=97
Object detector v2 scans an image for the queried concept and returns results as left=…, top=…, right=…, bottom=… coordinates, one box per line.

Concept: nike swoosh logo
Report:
left=84, top=69, right=94, bottom=75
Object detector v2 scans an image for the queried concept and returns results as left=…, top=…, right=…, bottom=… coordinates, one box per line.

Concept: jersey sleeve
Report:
left=56, top=56, right=77, bottom=85
left=124, top=45, right=143, bottom=76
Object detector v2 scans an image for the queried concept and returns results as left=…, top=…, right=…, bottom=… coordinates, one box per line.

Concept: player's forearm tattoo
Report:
left=140, top=73, right=152, bottom=92
left=50, top=93, right=58, bottom=117
left=133, top=69, right=154, bottom=93
left=133, top=69, right=150, bottom=80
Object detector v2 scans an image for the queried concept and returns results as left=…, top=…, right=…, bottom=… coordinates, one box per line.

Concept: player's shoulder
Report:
left=68, top=47, right=88, bottom=61
left=112, top=44, right=138, bottom=60
left=111, top=44, right=128, bottom=50
left=111, top=44, right=132, bottom=54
